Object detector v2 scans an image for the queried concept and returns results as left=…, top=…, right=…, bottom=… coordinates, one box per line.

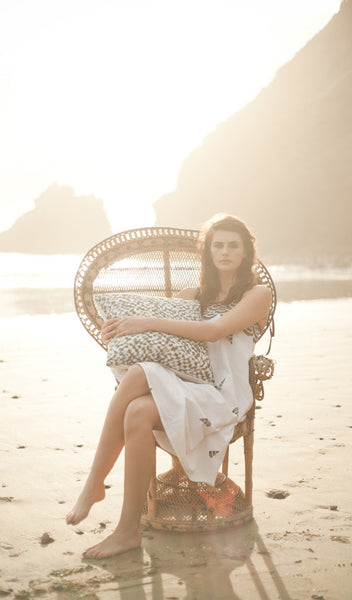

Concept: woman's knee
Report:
left=123, top=364, right=148, bottom=387
left=124, top=397, right=160, bottom=435
left=128, top=364, right=144, bottom=378
left=117, top=364, right=149, bottom=397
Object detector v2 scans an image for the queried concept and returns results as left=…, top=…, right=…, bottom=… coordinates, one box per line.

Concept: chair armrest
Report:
left=249, top=355, right=275, bottom=402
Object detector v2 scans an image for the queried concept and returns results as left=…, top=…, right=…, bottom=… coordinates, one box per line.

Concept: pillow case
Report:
left=93, top=293, right=215, bottom=385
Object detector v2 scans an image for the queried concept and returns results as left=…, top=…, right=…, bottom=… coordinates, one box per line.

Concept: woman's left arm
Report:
left=105, top=285, right=271, bottom=343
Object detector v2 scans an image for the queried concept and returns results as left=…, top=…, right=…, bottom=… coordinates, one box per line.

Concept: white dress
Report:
left=134, top=305, right=261, bottom=487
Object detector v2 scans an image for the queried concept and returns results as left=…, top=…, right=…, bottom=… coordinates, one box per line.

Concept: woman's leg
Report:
left=66, top=365, right=151, bottom=525
left=83, top=395, right=163, bottom=559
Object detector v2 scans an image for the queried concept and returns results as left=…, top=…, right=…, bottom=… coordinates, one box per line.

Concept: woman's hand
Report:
left=101, top=317, right=152, bottom=344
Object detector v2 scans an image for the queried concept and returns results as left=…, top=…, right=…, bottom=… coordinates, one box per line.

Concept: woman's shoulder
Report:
left=243, top=284, right=271, bottom=301
left=177, top=287, right=199, bottom=300
left=242, top=284, right=272, bottom=314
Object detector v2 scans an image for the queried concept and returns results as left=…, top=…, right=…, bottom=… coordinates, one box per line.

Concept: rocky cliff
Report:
left=0, top=184, right=112, bottom=254
left=154, top=0, right=352, bottom=265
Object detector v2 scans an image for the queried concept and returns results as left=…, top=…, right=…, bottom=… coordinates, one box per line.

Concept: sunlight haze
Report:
left=0, top=0, right=341, bottom=233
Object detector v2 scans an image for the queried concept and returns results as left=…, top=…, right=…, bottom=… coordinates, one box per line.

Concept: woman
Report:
left=66, top=214, right=272, bottom=559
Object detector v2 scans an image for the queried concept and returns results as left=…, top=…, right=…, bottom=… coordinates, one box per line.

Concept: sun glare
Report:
left=0, top=0, right=341, bottom=232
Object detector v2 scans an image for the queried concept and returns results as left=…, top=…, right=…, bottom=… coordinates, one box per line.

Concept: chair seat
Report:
left=142, top=403, right=257, bottom=532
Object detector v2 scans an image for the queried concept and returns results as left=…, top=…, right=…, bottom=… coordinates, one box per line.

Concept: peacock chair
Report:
left=74, top=227, right=276, bottom=532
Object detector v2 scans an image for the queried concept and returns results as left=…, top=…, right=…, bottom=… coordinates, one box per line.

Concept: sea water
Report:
left=0, top=253, right=82, bottom=289
left=0, top=253, right=351, bottom=317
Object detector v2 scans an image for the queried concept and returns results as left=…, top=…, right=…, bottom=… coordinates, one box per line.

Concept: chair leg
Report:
left=222, top=446, right=229, bottom=477
left=243, top=429, right=254, bottom=508
left=147, top=454, right=157, bottom=519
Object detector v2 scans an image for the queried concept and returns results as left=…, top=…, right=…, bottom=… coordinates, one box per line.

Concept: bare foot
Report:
left=83, top=528, right=141, bottom=559
left=65, top=479, right=105, bottom=526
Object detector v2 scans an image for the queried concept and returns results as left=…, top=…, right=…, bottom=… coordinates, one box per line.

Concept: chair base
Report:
left=141, top=465, right=253, bottom=532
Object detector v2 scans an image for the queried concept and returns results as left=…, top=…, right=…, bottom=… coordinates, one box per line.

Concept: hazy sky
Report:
left=0, top=0, right=341, bottom=233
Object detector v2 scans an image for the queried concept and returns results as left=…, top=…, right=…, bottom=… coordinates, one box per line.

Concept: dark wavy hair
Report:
left=197, top=214, right=257, bottom=310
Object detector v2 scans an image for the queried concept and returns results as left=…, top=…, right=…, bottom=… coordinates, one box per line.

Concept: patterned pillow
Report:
left=93, top=293, right=215, bottom=385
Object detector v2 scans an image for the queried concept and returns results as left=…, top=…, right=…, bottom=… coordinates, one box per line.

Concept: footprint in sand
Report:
left=330, top=535, right=350, bottom=544
left=266, top=489, right=290, bottom=499
left=40, top=533, right=55, bottom=545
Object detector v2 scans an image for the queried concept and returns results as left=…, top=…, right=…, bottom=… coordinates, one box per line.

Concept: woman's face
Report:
left=210, top=229, right=246, bottom=275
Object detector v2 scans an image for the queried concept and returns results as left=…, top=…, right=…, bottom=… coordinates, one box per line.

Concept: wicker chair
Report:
left=74, top=227, right=276, bottom=532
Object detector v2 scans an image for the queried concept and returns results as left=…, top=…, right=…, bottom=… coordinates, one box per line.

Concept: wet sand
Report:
left=0, top=298, right=351, bottom=599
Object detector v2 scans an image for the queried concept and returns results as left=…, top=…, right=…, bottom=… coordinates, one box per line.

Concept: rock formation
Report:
left=153, top=0, right=352, bottom=264
left=0, top=184, right=112, bottom=254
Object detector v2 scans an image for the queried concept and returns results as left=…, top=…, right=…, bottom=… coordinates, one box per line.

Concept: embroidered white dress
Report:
left=135, top=306, right=261, bottom=487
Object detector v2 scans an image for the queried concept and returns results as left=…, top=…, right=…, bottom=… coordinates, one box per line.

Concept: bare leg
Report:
left=66, top=365, right=150, bottom=525
left=83, top=395, right=163, bottom=558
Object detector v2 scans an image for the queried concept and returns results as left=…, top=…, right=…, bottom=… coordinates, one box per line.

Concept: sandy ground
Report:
left=0, top=298, right=351, bottom=600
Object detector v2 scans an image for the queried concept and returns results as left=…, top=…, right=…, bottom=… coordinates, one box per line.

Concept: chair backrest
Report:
left=74, top=227, right=277, bottom=350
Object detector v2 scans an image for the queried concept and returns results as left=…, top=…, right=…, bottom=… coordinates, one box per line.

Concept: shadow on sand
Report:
left=88, top=520, right=292, bottom=600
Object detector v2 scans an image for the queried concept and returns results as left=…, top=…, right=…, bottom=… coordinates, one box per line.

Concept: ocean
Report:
left=0, top=253, right=351, bottom=317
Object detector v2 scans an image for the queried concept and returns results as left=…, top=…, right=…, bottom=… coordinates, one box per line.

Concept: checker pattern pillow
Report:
left=93, top=293, right=215, bottom=385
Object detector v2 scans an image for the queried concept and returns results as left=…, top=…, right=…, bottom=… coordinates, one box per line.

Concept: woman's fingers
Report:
left=101, top=318, right=120, bottom=342
left=103, top=318, right=119, bottom=329
left=101, top=316, right=148, bottom=341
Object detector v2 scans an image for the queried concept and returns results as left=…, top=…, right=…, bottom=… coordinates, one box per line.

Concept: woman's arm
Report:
left=103, top=285, right=271, bottom=343
left=101, top=287, right=199, bottom=344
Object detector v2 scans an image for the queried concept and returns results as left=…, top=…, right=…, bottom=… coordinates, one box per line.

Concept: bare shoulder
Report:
left=241, top=285, right=272, bottom=329
left=177, top=287, right=199, bottom=300
left=243, top=284, right=272, bottom=305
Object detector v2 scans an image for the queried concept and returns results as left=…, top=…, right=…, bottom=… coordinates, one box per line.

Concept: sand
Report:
left=0, top=298, right=351, bottom=599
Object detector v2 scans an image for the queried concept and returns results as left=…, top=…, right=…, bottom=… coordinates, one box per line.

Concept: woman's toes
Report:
left=83, top=545, right=96, bottom=558
left=66, top=512, right=77, bottom=525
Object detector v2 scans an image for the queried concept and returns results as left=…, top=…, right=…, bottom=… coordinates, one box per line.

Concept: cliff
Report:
left=153, top=1, right=352, bottom=265
left=0, top=184, right=112, bottom=254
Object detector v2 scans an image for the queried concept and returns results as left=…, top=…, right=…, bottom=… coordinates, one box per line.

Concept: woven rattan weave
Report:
left=73, top=226, right=276, bottom=532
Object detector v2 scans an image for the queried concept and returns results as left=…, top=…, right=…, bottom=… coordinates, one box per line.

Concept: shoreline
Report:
left=1, top=279, right=352, bottom=317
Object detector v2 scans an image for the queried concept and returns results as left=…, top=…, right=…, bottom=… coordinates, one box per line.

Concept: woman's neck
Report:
left=216, top=272, right=237, bottom=302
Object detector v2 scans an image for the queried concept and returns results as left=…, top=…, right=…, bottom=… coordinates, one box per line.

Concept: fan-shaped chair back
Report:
left=74, top=227, right=276, bottom=350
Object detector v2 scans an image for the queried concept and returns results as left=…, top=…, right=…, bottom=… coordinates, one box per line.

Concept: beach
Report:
left=1, top=297, right=351, bottom=599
